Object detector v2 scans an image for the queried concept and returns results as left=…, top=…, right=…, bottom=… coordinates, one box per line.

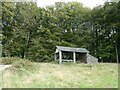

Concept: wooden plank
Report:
left=62, top=59, right=73, bottom=62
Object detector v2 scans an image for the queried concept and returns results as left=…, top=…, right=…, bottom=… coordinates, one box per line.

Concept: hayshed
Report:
left=54, top=46, right=98, bottom=64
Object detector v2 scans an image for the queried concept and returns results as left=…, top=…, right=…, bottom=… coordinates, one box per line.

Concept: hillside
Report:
left=0, top=57, right=118, bottom=88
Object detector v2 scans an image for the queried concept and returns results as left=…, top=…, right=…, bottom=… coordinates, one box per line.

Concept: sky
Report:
left=37, top=0, right=105, bottom=9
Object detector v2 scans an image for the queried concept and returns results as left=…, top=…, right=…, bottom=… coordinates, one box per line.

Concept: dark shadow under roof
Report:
left=56, top=46, right=89, bottom=53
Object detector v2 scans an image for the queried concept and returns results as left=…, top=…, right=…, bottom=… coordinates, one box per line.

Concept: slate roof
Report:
left=56, top=46, right=89, bottom=53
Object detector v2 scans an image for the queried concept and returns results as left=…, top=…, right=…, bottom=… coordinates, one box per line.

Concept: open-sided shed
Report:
left=55, top=46, right=94, bottom=64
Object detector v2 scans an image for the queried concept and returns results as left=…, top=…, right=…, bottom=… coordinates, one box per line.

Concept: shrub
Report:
left=1, top=57, right=36, bottom=74
left=13, top=58, right=34, bottom=70
left=0, top=57, right=21, bottom=65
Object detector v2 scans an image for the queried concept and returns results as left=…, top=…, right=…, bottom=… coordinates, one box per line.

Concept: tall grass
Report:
left=0, top=57, right=118, bottom=88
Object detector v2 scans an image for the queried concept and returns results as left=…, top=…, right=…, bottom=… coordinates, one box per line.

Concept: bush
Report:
left=1, top=57, right=35, bottom=74
left=0, top=57, right=21, bottom=65
left=0, top=57, right=33, bottom=68
left=13, top=58, right=34, bottom=70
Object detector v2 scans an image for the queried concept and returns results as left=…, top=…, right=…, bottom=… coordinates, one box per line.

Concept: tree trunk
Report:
left=22, top=32, right=31, bottom=58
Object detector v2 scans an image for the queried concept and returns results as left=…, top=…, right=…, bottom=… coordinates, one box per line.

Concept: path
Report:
left=0, top=65, right=12, bottom=71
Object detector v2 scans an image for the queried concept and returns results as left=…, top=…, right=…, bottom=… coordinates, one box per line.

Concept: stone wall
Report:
left=87, top=54, right=98, bottom=64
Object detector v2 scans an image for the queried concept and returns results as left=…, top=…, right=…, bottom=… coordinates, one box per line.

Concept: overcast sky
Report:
left=37, top=0, right=105, bottom=9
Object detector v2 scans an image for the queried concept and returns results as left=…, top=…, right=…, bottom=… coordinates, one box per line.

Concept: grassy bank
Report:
left=0, top=57, right=118, bottom=88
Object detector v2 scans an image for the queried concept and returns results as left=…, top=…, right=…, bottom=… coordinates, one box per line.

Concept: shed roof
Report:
left=56, top=46, right=89, bottom=53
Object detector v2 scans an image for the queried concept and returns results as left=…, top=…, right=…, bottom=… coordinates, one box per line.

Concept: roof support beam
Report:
left=59, top=51, right=62, bottom=64
left=73, top=52, right=76, bottom=63
left=54, top=53, right=57, bottom=61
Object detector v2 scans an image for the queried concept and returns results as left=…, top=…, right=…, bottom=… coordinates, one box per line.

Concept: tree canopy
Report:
left=1, top=1, right=120, bottom=62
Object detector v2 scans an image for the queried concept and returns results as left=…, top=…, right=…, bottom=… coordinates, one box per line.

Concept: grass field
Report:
left=0, top=57, right=118, bottom=88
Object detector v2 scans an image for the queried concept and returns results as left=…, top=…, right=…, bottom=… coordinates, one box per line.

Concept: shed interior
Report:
left=56, top=51, right=87, bottom=63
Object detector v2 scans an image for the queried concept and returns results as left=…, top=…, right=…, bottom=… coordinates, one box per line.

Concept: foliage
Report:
left=1, top=1, right=120, bottom=62
left=90, top=2, right=120, bottom=62
left=0, top=57, right=35, bottom=74
left=0, top=57, right=21, bottom=65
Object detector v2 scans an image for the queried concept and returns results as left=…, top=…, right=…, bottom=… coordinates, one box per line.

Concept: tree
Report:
left=2, top=1, right=119, bottom=63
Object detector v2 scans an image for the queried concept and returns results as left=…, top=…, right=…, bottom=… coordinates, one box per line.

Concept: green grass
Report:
left=0, top=57, right=118, bottom=88
left=0, top=71, right=3, bottom=90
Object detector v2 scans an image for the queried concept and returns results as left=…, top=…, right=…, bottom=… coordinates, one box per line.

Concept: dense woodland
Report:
left=1, top=1, right=120, bottom=62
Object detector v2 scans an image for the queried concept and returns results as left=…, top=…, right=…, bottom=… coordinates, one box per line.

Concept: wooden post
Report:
left=54, top=53, right=57, bottom=61
left=73, top=52, right=76, bottom=63
left=115, top=41, right=119, bottom=63
left=59, top=51, right=62, bottom=64
left=85, top=54, right=87, bottom=63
